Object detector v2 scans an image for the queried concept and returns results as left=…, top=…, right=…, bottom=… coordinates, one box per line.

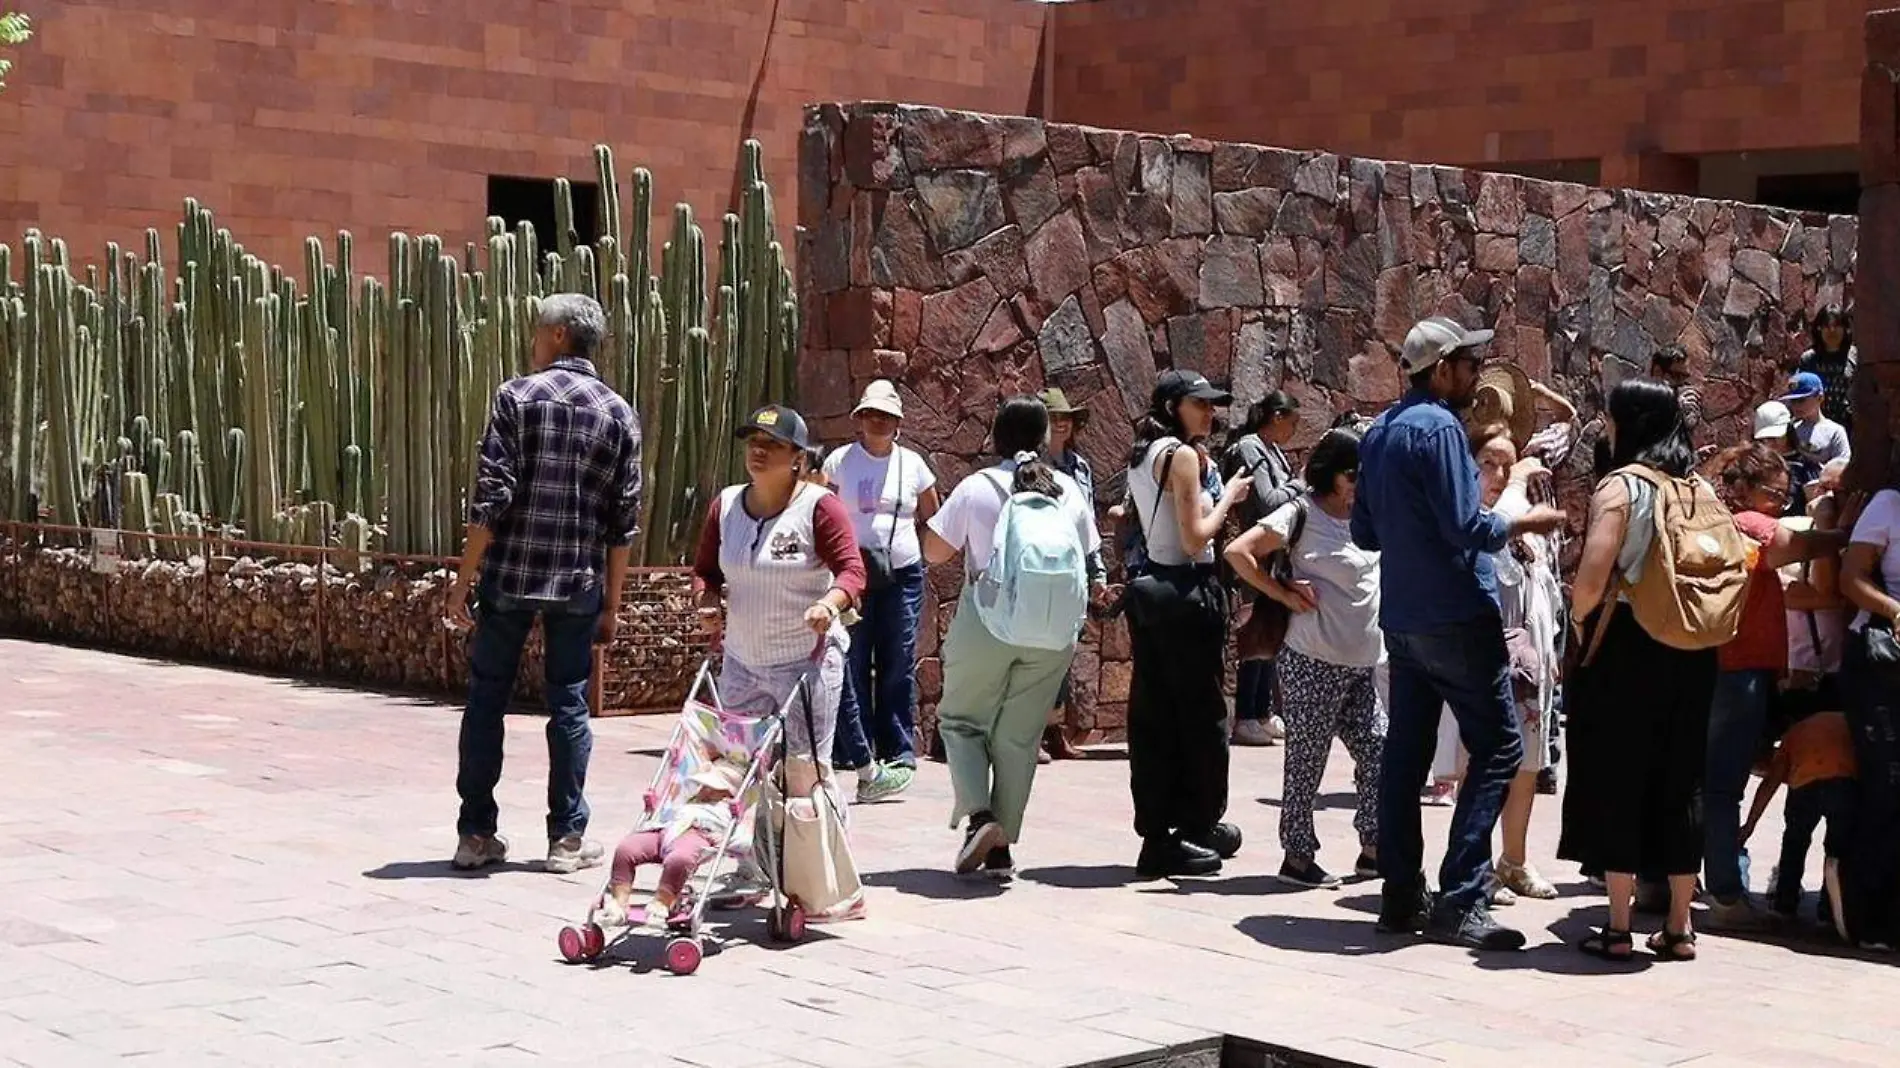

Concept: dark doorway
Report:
left=486, top=176, right=602, bottom=249
left=1754, top=172, right=1860, bottom=216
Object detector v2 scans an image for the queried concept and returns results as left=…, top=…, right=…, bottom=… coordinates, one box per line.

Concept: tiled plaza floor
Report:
left=2, top=637, right=1897, bottom=1067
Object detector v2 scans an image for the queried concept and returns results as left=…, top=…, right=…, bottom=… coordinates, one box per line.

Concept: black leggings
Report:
left=1841, top=639, right=1900, bottom=945
left=1125, top=564, right=1230, bottom=841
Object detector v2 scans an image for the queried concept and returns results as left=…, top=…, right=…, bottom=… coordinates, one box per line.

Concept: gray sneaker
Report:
left=1704, top=893, right=1775, bottom=933
left=452, top=833, right=509, bottom=871
left=856, top=763, right=915, bottom=804
left=545, top=835, right=604, bottom=875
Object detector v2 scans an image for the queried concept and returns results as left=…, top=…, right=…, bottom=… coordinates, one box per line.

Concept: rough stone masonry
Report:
left=797, top=102, right=1858, bottom=745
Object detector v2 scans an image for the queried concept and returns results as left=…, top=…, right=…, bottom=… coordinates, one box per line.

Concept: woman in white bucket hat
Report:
left=823, top=380, right=941, bottom=804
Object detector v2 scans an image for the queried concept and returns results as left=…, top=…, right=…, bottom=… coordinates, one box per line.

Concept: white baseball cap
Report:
left=853, top=379, right=904, bottom=419
left=1398, top=316, right=1496, bottom=376
left=1753, top=400, right=1793, bottom=440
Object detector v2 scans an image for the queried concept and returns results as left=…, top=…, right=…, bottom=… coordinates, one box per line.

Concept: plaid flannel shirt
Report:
left=468, top=356, right=642, bottom=603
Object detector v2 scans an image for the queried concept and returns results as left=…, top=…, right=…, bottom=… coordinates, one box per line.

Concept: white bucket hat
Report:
left=1753, top=400, right=1792, bottom=441
left=853, top=379, right=904, bottom=419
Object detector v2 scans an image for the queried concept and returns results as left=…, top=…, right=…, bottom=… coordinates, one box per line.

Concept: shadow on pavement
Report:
left=362, top=859, right=541, bottom=880
left=1235, top=913, right=1406, bottom=957
left=1253, top=791, right=1361, bottom=812
left=1018, top=864, right=1146, bottom=890
left=863, top=867, right=1007, bottom=900
left=1139, top=874, right=1311, bottom=897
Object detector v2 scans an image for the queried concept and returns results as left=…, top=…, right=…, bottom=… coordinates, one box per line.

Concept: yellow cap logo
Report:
left=754, top=409, right=778, bottom=427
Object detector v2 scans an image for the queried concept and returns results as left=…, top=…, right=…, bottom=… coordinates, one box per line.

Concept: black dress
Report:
left=1557, top=603, right=1718, bottom=877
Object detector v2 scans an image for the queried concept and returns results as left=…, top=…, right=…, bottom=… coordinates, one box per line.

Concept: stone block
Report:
left=870, top=193, right=945, bottom=291
left=1101, top=299, right=1157, bottom=421
left=901, top=106, right=1005, bottom=172
left=945, top=224, right=1029, bottom=300
left=826, top=288, right=893, bottom=348
left=1005, top=159, right=1063, bottom=237
left=1047, top=123, right=1095, bottom=174
left=1200, top=235, right=1264, bottom=309
left=1171, top=150, right=1213, bottom=236
left=1214, top=187, right=1282, bottom=238
left=843, top=108, right=906, bottom=190
left=916, top=275, right=999, bottom=366
left=1025, top=210, right=1092, bottom=308
left=1168, top=309, right=1235, bottom=384
left=915, top=169, right=1006, bottom=254
left=1475, top=173, right=1525, bottom=235
left=1038, top=296, right=1098, bottom=376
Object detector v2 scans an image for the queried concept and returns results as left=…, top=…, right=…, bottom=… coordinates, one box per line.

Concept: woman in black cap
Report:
left=692, top=405, right=866, bottom=804
left=1123, top=370, right=1252, bottom=877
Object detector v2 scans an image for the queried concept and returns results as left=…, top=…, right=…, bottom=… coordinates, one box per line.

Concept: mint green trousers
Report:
left=936, top=588, right=1076, bottom=843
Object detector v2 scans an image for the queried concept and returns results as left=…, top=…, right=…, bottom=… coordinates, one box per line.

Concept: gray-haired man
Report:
left=446, top=293, right=643, bottom=874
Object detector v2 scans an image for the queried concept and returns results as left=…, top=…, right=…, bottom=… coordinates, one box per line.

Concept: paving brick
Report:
left=3, top=636, right=1900, bottom=1067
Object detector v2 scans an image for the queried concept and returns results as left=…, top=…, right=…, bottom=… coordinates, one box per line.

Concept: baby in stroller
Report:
left=603, top=758, right=746, bottom=930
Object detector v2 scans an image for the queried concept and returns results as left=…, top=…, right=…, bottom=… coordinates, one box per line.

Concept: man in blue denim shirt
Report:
left=446, top=294, right=643, bottom=877
left=1351, top=317, right=1566, bottom=951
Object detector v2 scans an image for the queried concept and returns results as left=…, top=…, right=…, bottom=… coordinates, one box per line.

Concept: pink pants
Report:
left=610, top=829, right=712, bottom=896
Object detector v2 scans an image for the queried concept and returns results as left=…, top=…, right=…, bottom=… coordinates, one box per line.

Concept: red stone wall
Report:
left=799, top=103, right=1857, bottom=743
left=1047, top=0, right=1880, bottom=190
left=0, top=0, right=1044, bottom=269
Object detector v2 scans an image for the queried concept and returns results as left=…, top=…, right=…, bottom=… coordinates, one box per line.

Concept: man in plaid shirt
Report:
left=446, top=293, right=643, bottom=875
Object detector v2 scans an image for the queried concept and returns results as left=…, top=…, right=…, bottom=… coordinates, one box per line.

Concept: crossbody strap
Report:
left=885, top=449, right=904, bottom=544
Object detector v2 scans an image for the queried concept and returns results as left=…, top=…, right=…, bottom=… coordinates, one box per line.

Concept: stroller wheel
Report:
left=582, top=923, right=607, bottom=960
left=557, top=926, right=588, bottom=964
left=664, top=937, right=703, bottom=975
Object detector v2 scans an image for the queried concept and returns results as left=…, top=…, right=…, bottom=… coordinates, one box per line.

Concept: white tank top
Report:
left=1129, top=438, right=1214, bottom=566
left=717, top=483, right=838, bottom=668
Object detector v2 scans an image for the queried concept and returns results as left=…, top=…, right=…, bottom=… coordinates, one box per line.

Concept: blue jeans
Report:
left=456, top=582, right=601, bottom=840
left=1379, top=617, right=1523, bottom=910
left=1236, top=657, right=1278, bottom=722
left=840, top=564, right=925, bottom=768
left=1705, top=669, right=1773, bottom=902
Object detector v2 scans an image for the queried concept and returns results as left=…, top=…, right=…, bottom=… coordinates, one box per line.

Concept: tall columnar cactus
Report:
left=0, top=139, right=795, bottom=565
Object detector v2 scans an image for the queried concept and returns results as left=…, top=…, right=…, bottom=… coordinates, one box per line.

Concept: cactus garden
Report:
left=0, top=140, right=798, bottom=567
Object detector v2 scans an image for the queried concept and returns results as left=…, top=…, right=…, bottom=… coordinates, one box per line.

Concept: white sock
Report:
left=857, top=764, right=877, bottom=784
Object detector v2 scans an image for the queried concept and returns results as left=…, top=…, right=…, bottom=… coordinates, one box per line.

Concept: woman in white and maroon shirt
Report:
left=693, top=405, right=867, bottom=798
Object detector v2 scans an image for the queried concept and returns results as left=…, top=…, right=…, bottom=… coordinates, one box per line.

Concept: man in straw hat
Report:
left=1351, top=316, right=1566, bottom=952
left=1037, top=388, right=1111, bottom=760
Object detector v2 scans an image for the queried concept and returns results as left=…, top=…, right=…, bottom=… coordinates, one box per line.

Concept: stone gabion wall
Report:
left=797, top=102, right=1858, bottom=744
left=0, top=534, right=708, bottom=714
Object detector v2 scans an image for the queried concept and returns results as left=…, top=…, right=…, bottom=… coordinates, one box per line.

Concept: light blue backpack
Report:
left=972, top=472, right=1089, bottom=651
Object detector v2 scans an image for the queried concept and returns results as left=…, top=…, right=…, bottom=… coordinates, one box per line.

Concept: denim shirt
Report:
left=1350, top=390, right=1510, bottom=633
left=1052, top=448, right=1106, bottom=585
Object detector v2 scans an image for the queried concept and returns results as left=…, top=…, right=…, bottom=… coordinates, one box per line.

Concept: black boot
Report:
left=1136, top=835, right=1222, bottom=878
left=1183, top=822, right=1242, bottom=859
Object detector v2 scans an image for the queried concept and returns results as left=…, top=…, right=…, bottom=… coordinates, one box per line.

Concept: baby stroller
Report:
left=556, top=658, right=812, bottom=975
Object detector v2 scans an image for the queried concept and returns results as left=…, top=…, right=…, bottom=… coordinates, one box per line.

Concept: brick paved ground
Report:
left=2, top=637, right=1897, bottom=1068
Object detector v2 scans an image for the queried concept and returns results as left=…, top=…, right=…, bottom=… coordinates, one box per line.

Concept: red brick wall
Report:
left=1853, top=8, right=1900, bottom=489
left=1049, top=0, right=1880, bottom=188
left=0, top=0, right=1044, bottom=268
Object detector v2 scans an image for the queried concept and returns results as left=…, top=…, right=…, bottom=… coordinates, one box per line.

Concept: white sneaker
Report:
left=1267, top=715, right=1287, bottom=741
left=1232, top=719, right=1277, bottom=747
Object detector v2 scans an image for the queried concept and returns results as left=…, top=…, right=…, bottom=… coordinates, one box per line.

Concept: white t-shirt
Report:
left=1262, top=497, right=1383, bottom=668
left=824, top=443, right=936, bottom=569
left=929, top=463, right=1102, bottom=574
left=1797, top=416, right=1852, bottom=467
left=1848, top=488, right=1900, bottom=631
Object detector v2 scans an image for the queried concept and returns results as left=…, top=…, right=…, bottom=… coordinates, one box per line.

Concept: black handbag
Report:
left=858, top=449, right=903, bottom=593
left=1857, top=566, right=1900, bottom=666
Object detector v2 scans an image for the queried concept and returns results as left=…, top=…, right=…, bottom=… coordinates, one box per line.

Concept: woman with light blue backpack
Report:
left=923, top=396, right=1104, bottom=879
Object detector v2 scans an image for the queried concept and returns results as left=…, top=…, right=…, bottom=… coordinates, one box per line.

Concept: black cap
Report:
left=735, top=404, right=811, bottom=449
left=1155, top=369, right=1233, bottom=406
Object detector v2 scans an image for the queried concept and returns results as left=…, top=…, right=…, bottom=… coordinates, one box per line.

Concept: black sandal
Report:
left=1647, top=928, right=1697, bottom=961
left=1578, top=926, right=1634, bottom=961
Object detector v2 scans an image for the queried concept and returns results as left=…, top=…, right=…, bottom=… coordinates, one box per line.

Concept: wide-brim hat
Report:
left=1037, top=387, right=1089, bottom=426
left=1467, top=362, right=1535, bottom=449
left=853, top=379, right=904, bottom=419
